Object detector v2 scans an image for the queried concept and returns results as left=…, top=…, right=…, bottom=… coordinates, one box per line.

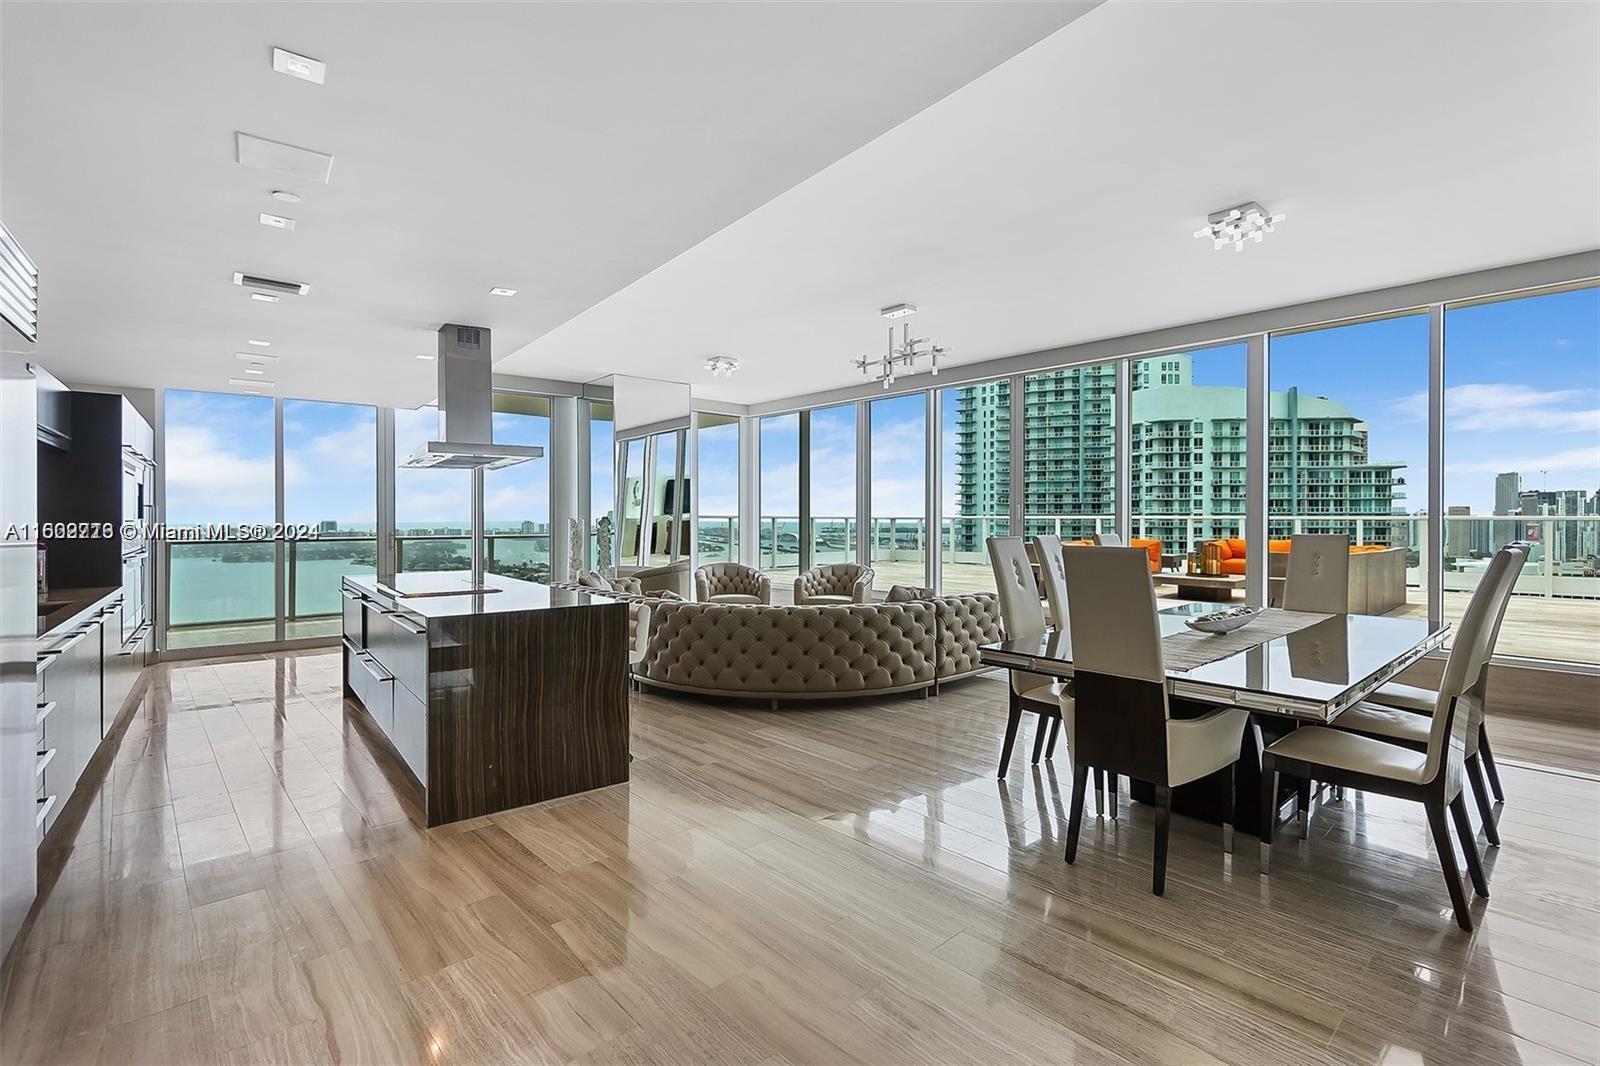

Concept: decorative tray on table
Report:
left=1183, top=606, right=1263, bottom=635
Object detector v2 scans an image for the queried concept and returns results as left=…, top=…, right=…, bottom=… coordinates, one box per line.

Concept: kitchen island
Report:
left=341, top=571, right=630, bottom=826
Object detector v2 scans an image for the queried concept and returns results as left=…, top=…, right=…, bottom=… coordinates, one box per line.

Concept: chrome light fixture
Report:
left=704, top=354, right=740, bottom=378
left=854, top=304, right=947, bottom=389
left=1194, top=201, right=1286, bottom=252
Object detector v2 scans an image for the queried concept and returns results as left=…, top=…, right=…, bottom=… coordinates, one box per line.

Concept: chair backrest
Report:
left=1060, top=546, right=1165, bottom=688
left=1282, top=534, right=1351, bottom=614
left=1029, top=534, right=1069, bottom=630
left=986, top=537, right=1045, bottom=639
left=1093, top=532, right=1124, bottom=547
left=1423, top=545, right=1524, bottom=785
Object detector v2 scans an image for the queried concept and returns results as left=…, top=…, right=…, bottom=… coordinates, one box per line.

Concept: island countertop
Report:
left=343, top=571, right=616, bottom=620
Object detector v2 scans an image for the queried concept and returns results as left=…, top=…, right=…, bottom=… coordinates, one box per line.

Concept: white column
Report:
left=1427, top=305, right=1445, bottom=627
left=1115, top=357, right=1132, bottom=542
left=738, top=416, right=759, bottom=570
left=926, top=388, right=940, bottom=592
left=550, top=396, right=579, bottom=581
left=1245, top=333, right=1269, bottom=608
left=855, top=400, right=871, bottom=567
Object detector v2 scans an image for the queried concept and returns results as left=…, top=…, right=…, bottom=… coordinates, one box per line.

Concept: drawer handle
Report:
left=35, top=748, right=56, bottom=777
left=36, top=795, right=57, bottom=828
left=392, top=616, right=427, bottom=636
left=357, top=652, right=393, bottom=685
left=35, top=701, right=55, bottom=727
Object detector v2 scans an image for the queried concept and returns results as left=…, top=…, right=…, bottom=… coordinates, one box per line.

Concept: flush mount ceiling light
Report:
left=250, top=293, right=279, bottom=303
left=416, top=353, right=436, bottom=360
left=1194, top=201, right=1286, bottom=252
left=704, top=355, right=740, bottom=378
left=272, top=47, right=326, bottom=85
left=853, top=303, right=947, bottom=389
left=247, top=339, right=271, bottom=347
left=489, top=287, right=518, bottom=297
left=270, top=190, right=302, bottom=204
left=258, top=212, right=296, bottom=230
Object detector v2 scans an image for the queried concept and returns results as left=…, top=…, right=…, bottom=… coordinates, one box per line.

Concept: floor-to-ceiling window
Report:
left=164, top=390, right=277, bottom=648
left=696, top=414, right=740, bottom=564
left=869, top=393, right=926, bottom=587
left=809, top=404, right=856, bottom=568
left=1269, top=316, right=1427, bottom=615
left=618, top=438, right=646, bottom=567
left=483, top=394, right=551, bottom=582
left=644, top=430, right=683, bottom=566
left=1128, top=344, right=1247, bottom=582
left=1023, top=364, right=1116, bottom=544
left=1444, top=284, right=1600, bottom=663
left=940, top=379, right=1008, bottom=594
left=281, top=399, right=376, bottom=639
left=587, top=401, right=614, bottom=570
left=394, top=405, right=471, bottom=573
left=760, top=413, right=800, bottom=574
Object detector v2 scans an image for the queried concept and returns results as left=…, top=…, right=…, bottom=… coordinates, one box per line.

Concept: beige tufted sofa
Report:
left=694, top=562, right=772, bottom=604
left=630, top=591, right=1002, bottom=704
left=794, top=563, right=875, bottom=605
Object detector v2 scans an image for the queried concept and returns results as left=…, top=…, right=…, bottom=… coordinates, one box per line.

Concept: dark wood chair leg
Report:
left=997, top=688, right=1023, bottom=778
left=1065, top=762, right=1089, bottom=864
left=1030, top=715, right=1049, bottom=764
left=1295, top=776, right=1312, bottom=839
left=1108, top=771, right=1119, bottom=821
left=1478, top=725, right=1505, bottom=803
left=1450, top=794, right=1491, bottom=900
left=1425, top=798, right=1474, bottom=931
left=1094, top=769, right=1106, bottom=818
left=1152, top=785, right=1171, bottom=896
left=1465, top=754, right=1501, bottom=848
left=1045, top=716, right=1061, bottom=759
left=1259, top=756, right=1278, bottom=875
left=1220, top=763, right=1235, bottom=853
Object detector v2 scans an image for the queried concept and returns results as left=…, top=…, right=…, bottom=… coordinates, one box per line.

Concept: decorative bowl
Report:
left=1184, top=607, right=1263, bottom=635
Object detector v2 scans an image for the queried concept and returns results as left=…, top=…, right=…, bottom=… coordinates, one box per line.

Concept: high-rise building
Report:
left=954, top=353, right=1406, bottom=555
left=1493, top=471, right=1524, bottom=550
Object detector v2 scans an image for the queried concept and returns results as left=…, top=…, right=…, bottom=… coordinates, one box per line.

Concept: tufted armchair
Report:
left=794, top=563, right=875, bottom=605
left=695, top=562, right=772, bottom=604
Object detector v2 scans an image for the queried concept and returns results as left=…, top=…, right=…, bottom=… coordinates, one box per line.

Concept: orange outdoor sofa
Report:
left=1204, top=537, right=1390, bottom=576
left=1067, top=538, right=1162, bottom=573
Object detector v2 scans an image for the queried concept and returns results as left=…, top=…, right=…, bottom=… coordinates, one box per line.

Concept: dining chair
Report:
left=1282, top=534, right=1351, bottom=614
left=1027, top=535, right=1071, bottom=766
left=1326, top=544, right=1524, bottom=848
left=1258, top=551, right=1507, bottom=932
left=1060, top=546, right=1250, bottom=895
left=1092, top=532, right=1124, bottom=547
left=987, top=537, right=1068, bottom=777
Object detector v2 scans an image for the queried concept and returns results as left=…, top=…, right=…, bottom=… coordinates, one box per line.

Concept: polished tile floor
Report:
left=2, top=651, right=1597, bottom=1064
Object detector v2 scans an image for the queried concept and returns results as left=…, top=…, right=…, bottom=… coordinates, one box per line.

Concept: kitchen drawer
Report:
left=391, top=681, right=427, bottom=783
left=341, top=588, right=365, bottom=648
left=348, top=644, right=394, bottom=738
left=365, top=608, right=427, bottom=701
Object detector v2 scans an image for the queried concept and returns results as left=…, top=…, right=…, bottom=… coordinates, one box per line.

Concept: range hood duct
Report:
left=402, top=324, right=544, bottom=470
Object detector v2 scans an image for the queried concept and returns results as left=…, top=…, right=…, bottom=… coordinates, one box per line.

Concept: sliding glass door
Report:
left=282, top=399, right=377, bottom=638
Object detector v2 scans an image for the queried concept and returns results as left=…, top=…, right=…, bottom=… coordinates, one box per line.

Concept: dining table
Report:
left=978, top=601, right=1450, bottom=835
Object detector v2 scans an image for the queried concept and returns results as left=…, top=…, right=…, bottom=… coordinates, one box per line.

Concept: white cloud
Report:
left=1392, top=383, right=1600, bottom=433
left=1446, top=445, right=1600, bottom=477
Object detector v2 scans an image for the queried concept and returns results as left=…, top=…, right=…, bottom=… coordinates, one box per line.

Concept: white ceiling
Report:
left=497, top=0, right=1600, bottom=405
left=0, top=1, right=1094, bottom=408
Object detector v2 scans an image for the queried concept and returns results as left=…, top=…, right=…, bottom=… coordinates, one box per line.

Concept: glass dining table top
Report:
left=979, top=603, right=1450, bottom=722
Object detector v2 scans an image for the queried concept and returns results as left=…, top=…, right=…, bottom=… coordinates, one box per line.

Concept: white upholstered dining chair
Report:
left=1060, top=546, right=1250, bottom=895
left=1026, top=535, right=1071, bottom=766
left=987, top=537, right=1068, bottom=777
left=1282, top=534, right=1351, bottom=614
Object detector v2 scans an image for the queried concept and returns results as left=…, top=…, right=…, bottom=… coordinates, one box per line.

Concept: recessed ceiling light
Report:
left=270, top=190, right=302, bottom=204
left=416, top=354, right=436, bottom=360
left=258, top=212, right=296, bottom=230
left=250, top=292, right=279, bottom=303
left=247, top=339, right=271, bottom=347
left=235, top=352, right=279, bottom=365
left=244, top=367, right=265, bottom=375
left=229, top=377, right=275, bottom=388
left=489, top=287, right=517, bottom=297
left=272, top=47, right=326, bottom=85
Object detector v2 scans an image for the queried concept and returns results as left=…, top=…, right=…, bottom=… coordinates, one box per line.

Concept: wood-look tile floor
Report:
left=3, top=651, right=1598, bottom=1065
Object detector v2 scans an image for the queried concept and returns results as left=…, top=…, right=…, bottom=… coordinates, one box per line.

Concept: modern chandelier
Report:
left=853, top=303, right=947, bottom=389
left=704, top=354, right=740, bottom=378
left=1194, top=201, right=1286, bottom=252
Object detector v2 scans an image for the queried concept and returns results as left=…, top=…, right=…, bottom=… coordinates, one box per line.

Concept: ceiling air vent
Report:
left=0, top=221, right=39, bottom=342
left=232, top=272, right=310, bottom=296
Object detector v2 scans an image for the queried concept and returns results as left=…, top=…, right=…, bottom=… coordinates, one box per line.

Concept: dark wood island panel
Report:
left=429, top=601, right=630, bottom=824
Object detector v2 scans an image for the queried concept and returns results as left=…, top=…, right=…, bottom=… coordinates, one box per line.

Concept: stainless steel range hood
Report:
left=401, top=324, right=544, bottom=470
